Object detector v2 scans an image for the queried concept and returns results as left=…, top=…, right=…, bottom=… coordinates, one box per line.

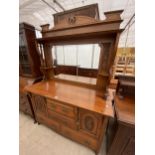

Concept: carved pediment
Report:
left=52, top=15, right=100, bottom=30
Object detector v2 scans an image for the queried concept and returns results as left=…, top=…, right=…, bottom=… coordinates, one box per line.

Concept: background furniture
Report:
left=19, top=23, right=42, bottom=119
left=19, top=77, right=34, bottom=116
left=112, top=47, right=135, bottom=78
left=107, top=96, right=135, bottom=155
left=19, top=23, right=41, bottom=77
left=116, top=74, right=135, bottom=97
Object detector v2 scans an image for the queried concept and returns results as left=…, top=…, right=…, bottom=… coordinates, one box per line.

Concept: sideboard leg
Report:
left=95, top=151, right=98, bottom=155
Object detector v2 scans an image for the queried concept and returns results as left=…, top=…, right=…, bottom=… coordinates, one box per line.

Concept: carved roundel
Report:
left=84, top=115, right=95, bottom=131
left=68, top=16, right=76, bottom=24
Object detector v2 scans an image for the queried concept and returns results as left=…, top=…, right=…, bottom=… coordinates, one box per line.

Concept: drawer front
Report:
left=61, top=125, right=97, bottom=151
left=48, top=109, right=77, bottom=130
left=37, top=114, right=60, bottom=132
left=47, top=99, right=76, bottom=119
left=79, top=109, right=103, bottom=138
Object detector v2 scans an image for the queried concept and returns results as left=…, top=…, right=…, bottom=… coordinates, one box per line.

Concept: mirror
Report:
left=51, top=44, right=100, bottom=80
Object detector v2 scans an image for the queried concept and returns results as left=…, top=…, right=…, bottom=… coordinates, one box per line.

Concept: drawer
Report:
left=48, top=109, right=77, bottom=130
left=61, top=125, right=97, bottom=151
left=47, top=99, right=76, bottom=119
left=37, top=114, right=60, bottom=132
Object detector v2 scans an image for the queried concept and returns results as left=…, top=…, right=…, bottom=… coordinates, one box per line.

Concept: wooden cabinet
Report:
left=107, top=96, right=135, bottom=155
left=19, top=23, right=41, bottom=77
left=19, top=23, right=42, bottom=119
left=26, top=84, right=111, bottom=155
left=107, top=123, right=135, bottom=155
left=19, top=77, right=36, bottom=119
left=24, top=7, right=124, bottom=155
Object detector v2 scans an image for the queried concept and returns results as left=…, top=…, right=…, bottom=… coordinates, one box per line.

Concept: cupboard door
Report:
left=79, top=109, right=102, bottom=137
left=61, top=125, right=98, bottom=151
left=32, top=94, right=47, bottom=116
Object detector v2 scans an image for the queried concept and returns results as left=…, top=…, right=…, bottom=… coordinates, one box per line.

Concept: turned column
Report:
left=42, top=43, right=54, bottom=79
left=39, top=24, right=54, bottom=80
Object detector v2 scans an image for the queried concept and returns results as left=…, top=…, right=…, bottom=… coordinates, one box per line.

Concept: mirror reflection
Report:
left=51, top=44, right=100, bottom=80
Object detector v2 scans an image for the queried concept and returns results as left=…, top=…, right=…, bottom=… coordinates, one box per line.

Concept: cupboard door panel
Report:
left=32, top=95, right=47, bottom=116
left=37, top=114, right=60, bottom=132
left=61, top=125, right=97, bottom=151
left=79, top=109, right=102, bottom=137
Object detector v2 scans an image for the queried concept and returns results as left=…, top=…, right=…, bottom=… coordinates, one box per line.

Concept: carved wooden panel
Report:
left=61, top=125, right=98, bottom=151
left=19, top=93, right=32, bottom=116
left=33, top=95, right=47, bottom=116
left=79, top=109, right=102, bottom=137
left=53, top=16, right=99, bottom=30
left=53, top=4, right=99, bottom=25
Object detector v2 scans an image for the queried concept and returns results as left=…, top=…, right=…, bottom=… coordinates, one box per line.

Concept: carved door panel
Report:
left=79, top=109, right=102, bottom=137
left=32, top=94, right=47, bottom=116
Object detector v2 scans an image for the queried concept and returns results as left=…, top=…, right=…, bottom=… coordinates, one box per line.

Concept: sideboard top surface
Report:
left=25, top=79, right=114, bottom=117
